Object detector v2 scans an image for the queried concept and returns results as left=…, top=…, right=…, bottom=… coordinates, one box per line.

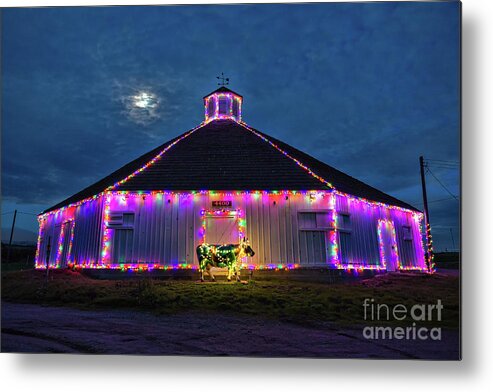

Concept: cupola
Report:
left=203, top=86, right=243, bottom=123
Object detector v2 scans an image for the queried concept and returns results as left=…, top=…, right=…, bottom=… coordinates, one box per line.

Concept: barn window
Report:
left=298, top=212, right=330, bottom=265
left=218, top=97, right=228, bottom=114
left=298, top=211, right=331, bottom=230
left=107, top=212, right=135, bottom=228
left=338, top=213, right=351, bottom=232
left=207, top=98, right=215, bottom=117
left=299, top=212, right=317, bottom=229
left=337, top=214, right=352, bottom=263
left=402, top=225, right=413, bottom=240
left=232, top=98, right=240, bottom=117
left=400, top=239, right=414, bottom=267
left=339, top=231, right=352, bottom=263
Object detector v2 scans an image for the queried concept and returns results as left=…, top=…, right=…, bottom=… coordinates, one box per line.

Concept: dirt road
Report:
left=1, top=302, right=459, bottom=358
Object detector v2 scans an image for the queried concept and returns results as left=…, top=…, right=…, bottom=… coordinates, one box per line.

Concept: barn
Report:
left=34, top=86, right=429, bottom=274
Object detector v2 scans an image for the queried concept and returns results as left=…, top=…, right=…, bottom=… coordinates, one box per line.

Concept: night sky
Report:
left=1, top=2, right=460, bottom=251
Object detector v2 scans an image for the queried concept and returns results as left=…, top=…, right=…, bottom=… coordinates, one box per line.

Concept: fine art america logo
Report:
left=362, top=298, right=443, bottom=341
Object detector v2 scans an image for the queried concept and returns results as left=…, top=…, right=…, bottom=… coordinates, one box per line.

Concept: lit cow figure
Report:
left=196, top=238, right=255, bottom=282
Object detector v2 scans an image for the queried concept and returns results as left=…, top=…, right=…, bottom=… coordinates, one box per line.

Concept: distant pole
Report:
left=6, top=209, right=18, bottom=262
left=8, top=210, right=17, bottom=246
left=419, top=156, right=433, bottom=272
left=450, top=228, right=456, bottom=251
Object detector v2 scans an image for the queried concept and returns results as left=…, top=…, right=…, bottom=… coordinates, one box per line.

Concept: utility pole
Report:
left=8, top=210, right=17, bottom=246
left=6, top=209, right=17, bottom=262
left=419, top=156, right=434, bottom=272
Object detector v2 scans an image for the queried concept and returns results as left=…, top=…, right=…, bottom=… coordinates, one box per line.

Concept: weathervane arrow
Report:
left=216, top=72, right=230, bottom=86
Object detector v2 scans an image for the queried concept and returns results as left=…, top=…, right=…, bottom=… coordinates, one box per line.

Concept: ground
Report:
left=1, top=268, right=460, bottom=358
left=1, top=302, right=459, bottom=358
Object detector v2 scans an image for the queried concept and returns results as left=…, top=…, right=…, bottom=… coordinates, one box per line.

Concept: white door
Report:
left=378, top=220, right=400, bottom=271
left=59, top=221, right=74, bottom=267
left=205, top=216, right=239, bottom=245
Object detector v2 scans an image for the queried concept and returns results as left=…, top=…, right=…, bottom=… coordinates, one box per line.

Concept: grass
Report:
left=435, top=252, right=460, bottom=269
left=1, top=269, right=459, bottom=329
left=1, top=262, right=34, bottom=272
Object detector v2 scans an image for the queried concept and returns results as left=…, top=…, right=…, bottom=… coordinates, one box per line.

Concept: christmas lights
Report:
left=35, top=189, right=427, bottom=272
left=66, top=221, right=76, bottom=265
left=35, top=102, right=429, bottom=273
left=39, top=193, right=102, bottom=218
left=328, top=192, right=340, bottom=267
left=54, top=220, right=74, bottom=268
left=425, top=222, right=435, bottom=273
left=204, top=92, right=242, bottom=123
left=107, top=123, right=205, bottom=191
left=38, top=261, right=305, bottom=271
left=200, top=208, right=245, bottom=245
left=239, top=121, right=334, bottom=190
left=377, top=219, right=401, bottom=270
left=101, top=193, right=112, bottom=265
left=34, top=217, right=45, bottom=268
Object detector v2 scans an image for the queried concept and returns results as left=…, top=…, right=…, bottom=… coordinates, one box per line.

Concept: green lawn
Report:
left=1, top=269, right=459, bottom=329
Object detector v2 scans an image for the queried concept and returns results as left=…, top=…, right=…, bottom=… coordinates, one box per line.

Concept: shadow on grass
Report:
left=1, top=269, right=460, bottom=329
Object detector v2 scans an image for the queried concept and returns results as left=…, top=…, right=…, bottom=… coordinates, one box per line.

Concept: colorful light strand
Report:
left=200, top=208, right=245, bottom=244
left=377, top=219, right=401, bottom=270
left=54, top=220, right=74, bottom=268
left=36, top=190, right=427, bottom=272
left=66, top=221, right=76, bottom=265
left=34, top=93, right=429, bottom=273
left=34, top=217, right=46, bottom=267
left=239, top=121, right=334, bottom=190
left=100, top=193, right=112, bottom=265
left=328, top=192, right=340, bottom=267
left=107, top=122, right=206, bottom=191
left=425, top=222, right=435, bottom=273
left=204, top=92, right=242, bottom=123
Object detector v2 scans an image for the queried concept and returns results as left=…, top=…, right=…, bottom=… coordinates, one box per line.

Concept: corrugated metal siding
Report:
left=335, top=194, right=424, bottom=268
left=72, top=198, right=103, bottom=263
left=36, top=191, right=425, bottom=269
left=36, top=196, right=103, bottom=266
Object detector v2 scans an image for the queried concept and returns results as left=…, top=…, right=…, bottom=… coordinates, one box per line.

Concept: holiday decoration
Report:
left=196, top=238, right=255, bottom=281
left=34, top=87, right=428, bottom=273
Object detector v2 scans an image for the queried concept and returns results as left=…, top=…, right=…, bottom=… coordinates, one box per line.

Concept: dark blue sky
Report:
left=1, top=2, right=460, bottom=250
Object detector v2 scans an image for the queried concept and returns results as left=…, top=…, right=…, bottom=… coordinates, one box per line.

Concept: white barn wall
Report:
left=103, top=192, right=300, bottom=265
left=335, top=194, right=425, bottom=268
left=36, top=196, right=103, bottom=267
left=36, top=191, right=425, bottom=270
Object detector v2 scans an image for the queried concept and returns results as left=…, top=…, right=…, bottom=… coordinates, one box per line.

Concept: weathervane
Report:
left=216, top=72, right=230, bottom=86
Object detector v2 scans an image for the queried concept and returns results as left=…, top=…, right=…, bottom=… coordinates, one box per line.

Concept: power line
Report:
left=424, top=163, right=460, bottom=171
left=426, top=164, right=460, bottom=170
left=425, top=159, right=460, bottom=165
left=426, top=161, right=459, bottom=166
left=1, top=210, right=38, bottom=216
left=413, top=196, right=458, bottom=206
left=426, top=167, right=459, bottom=201
left=427, top=167, right=460, bottom=172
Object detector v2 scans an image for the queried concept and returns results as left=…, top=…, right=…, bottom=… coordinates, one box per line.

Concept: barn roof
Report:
left=203, top=86, right=243, bottom=99
left=42, top=118, right=419, bottom=214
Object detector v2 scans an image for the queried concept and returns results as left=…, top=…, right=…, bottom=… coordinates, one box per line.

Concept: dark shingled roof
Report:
left=42, top=119, right=419, bottom=213
left=203, top=86, right=243, bottom=99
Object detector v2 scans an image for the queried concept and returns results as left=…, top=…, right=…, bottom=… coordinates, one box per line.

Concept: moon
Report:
left=133, top=91, right=158, bottom=109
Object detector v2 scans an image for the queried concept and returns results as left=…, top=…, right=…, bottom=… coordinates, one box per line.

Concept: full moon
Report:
left=133, top=91, right=158, bottom=109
